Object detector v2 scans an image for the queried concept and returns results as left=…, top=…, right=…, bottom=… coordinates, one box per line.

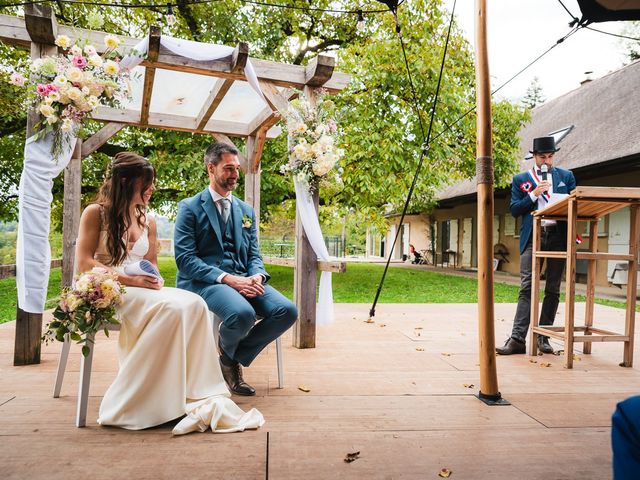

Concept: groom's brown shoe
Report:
left=496, top=337, right=526, bottom=355
left=219, top=358, right=256, bottom=396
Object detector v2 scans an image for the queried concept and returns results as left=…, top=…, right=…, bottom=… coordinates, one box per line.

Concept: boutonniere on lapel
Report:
left=242, top=214, right=252, bottom=229
left=520, top=181, right=533, bottom=193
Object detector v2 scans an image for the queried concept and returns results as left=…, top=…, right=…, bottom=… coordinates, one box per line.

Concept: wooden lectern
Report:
left=529, top=187, right=640, bottom=368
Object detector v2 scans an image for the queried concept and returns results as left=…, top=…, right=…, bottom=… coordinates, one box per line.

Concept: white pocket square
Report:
left=558, top=181, right=566, bottom=187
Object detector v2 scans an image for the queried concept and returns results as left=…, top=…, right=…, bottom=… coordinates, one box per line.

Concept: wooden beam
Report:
left=92, top=107, right=249, bottom=136
left=247, top=89, right=295, bottom=136
left=196, top=79, right=234, bottom=131
left=14, top=22, right=58, bottom=367
left=62, top=140, right=82, bottom=287
left=81, top=123, right=125, bottom=158
left=305, top=55, right=335, bottom=87
left=211, top=133, right=248, bottom=172
left=230, top=41, right=249, bottom=72
left=258, top=81, right=289, bottom=115
left=246, top=128, right=268, bottom=173
left=140, top=26, right=161, bottom=126
left=264, top=257, right=346, bottom=273
left=0, top=15, right=351, bottom=92
left=0, top=259, right=62, bottom=280
left=24, top=4, right=57, bottom=45
left=194, top=43, right=247, bottom=131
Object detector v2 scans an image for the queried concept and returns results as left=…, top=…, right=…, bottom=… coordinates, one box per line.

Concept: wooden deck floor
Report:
left=1, top=302, right=638, bottom=479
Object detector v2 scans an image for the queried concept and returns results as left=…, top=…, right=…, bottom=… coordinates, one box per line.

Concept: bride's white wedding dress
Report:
left=95, top=218, right=264, bottom=434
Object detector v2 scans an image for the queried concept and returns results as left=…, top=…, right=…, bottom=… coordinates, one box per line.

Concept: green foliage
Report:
left=0, top=0, right=527, bottom=234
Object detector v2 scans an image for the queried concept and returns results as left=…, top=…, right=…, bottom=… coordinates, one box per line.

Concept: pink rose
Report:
left=36, top=84, right=48, bottom=96
left=46, top=84, right=59, bottom=93
left=10, top=72, right=25, bottom=87
left=72, top=55, right=87, bottom=69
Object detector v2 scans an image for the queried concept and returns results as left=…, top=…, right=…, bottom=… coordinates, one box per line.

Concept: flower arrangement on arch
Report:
left=8, top=33, right=133, bottom=159
left=42, top=267, right=125, bottom=357
left=280, top=90, right=345, bottom=193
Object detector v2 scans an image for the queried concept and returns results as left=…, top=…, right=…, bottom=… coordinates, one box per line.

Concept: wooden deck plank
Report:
left=268, top=429, right=611, bottom=479
left=0, top=302, right=637, bottom=478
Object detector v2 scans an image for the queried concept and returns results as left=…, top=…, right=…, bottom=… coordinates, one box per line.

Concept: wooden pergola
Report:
left=1, top=5, right=349, bottom=365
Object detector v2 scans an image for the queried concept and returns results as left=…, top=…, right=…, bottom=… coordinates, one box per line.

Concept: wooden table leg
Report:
left=622, top=205, right=639, bottom=367
left=564, top=198, right=578, bottom=369
left=529, top=215, right=542, bottom=357
left=583, top=220, right=598, bottom=355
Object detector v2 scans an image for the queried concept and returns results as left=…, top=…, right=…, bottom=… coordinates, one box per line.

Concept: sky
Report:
left=441, top=0, right=636, bottom=102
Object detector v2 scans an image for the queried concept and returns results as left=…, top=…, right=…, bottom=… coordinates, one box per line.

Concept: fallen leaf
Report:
left=364, top=318, right=375, bottom=324
left=463, top=383, right=474, bottom=389
left=416, top=347, right=425, bottom=352
left=393, top=434, right=399, bottom=438
left=379, top=324, right=387, bottom=328
left=344, top=451, right=360, bottom=463
left=539, top=362, right=552, bottom=368
left=298, top=385, right=311, bottom=392
left=414, top=327, right=424, bottom=330
left=441, top=352, right=451, bottom=357
left=554, top=349, right=565, bottom=356
left=573, top=354, right=581, bottom=361
left=438, top=468, right=452, bottom=478
left=411, top=381, right=416, bottom=385
left=529, top=359, right=538, bottom=364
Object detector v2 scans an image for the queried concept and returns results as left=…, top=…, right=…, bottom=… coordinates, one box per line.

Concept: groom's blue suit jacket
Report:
left=174, top=188, right=270, bottom=290
left=510, top=166, right=576, bottom=254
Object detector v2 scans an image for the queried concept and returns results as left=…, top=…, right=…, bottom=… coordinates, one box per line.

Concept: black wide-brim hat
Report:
left=530, top=136, right=559, bottom=154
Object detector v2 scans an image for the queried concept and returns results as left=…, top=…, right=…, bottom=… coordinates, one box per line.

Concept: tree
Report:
left=521, top=76, right=545, bottom=109
left=0, top=0, right=527, bottom=234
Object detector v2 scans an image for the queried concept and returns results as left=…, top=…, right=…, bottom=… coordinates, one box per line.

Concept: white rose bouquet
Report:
left=281, top=89, right=345, bottom=193
left=43, top=267, right=125, bottom=357
left=7, top=33, right=133, bottom=159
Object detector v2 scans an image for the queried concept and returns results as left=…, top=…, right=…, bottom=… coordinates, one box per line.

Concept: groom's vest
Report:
left=215, top=204, right=244, bottom=275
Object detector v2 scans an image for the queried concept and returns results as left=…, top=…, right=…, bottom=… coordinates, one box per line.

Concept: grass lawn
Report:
left=0, top=258, right=635, bottom=324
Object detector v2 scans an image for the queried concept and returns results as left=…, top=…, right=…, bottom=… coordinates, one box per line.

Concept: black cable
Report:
left=556, top=0, right=579, bottom=23
left=430, top=24, right=581, bottom=146
left=585, top=25, right=640, bottom=42
left=368, top=0, right=457, bottom=319
left=0, top=0, right=390, bottom=14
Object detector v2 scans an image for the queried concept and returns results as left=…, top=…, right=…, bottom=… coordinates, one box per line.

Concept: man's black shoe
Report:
left=219, top=358, right=256, bottom=396
left=496, top=337, right=526, bottom=355
left=537, top=335, right=554, bottom=354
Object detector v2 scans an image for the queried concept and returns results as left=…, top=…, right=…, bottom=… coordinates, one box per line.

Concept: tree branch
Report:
left=176, top=0, right=202, bottom=41
left=292, top=38, right=344, bottom=65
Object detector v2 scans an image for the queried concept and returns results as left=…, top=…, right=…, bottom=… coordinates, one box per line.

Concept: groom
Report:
left=174, top=142, right=298, bottom=396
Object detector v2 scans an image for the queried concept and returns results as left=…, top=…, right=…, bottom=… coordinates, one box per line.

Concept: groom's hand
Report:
left=223, top=274, right=265, bottom=298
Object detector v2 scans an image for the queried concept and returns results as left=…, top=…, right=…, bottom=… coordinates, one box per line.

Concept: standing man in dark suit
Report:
left=497, top=136, right=576, bottom=355
left=174, top=142, right=298, bottom=395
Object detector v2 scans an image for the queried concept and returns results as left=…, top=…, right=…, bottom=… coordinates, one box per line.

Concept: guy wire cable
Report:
left=368, top=0, right=457, bottom=320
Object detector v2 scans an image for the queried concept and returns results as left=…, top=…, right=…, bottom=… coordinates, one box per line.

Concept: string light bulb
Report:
left=356, top=10, right=365, bottom=31
left=166, top=3, right=177, bottom=26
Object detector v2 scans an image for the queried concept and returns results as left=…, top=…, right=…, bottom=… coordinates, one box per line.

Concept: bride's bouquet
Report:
left=43, top=267, right=125, bottom=357
left=8, top=33, right=133, bottom=159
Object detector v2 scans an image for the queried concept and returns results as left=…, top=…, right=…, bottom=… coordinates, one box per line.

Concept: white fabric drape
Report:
left=16, top=133, right=76, bottom=313
left=293, top=178, right=334, bottom=326
left=120, top=36, right=266, bottom=103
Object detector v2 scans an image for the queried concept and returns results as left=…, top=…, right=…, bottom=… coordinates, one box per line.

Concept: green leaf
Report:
left=81, top=345, right=90, bottom=357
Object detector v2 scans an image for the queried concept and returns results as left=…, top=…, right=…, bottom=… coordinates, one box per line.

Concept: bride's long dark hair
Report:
left=94, top=152, right=156, bottom=266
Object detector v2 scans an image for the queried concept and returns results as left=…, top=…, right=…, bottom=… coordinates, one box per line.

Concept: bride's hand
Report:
left=128, top=275, right=163, bottom=290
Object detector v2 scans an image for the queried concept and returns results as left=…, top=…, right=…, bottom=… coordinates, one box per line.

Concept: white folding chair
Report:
left=211, top=312, right=284, bottom=389
left=53, top=324, right=120, bottom=428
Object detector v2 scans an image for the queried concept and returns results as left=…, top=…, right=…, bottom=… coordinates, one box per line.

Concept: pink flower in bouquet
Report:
left=45, top=83, right=59, bottom=94
left=10, top=72, right=25, bottom=87
left=36, top=83, right=49, bottom=96
left=72, top=55, right=88, bottom=69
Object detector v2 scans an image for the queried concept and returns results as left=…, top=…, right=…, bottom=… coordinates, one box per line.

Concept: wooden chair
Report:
left=211, top=312, right=284, bottom=389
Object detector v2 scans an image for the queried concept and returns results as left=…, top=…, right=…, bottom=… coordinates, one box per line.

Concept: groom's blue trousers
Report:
left=195, top=283, right=297, bottom=367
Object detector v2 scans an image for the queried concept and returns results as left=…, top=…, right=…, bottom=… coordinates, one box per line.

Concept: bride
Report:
left=75, top=151, right=264, bottom=434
